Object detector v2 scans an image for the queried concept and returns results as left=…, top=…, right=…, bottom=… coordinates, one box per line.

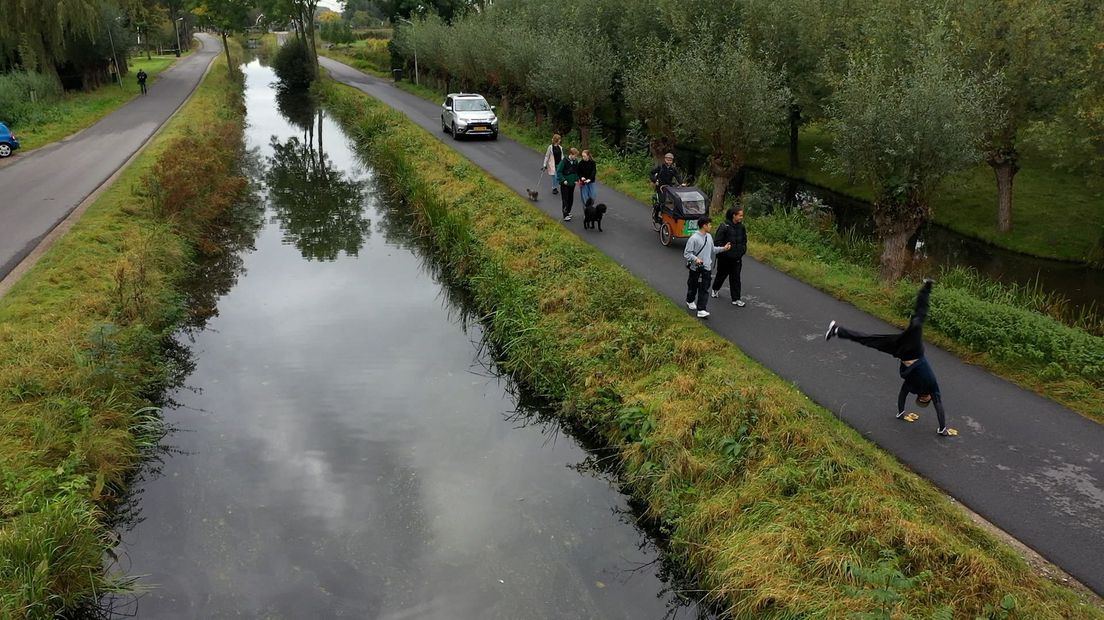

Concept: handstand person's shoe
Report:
left=825, top=320, right=838, bottom=341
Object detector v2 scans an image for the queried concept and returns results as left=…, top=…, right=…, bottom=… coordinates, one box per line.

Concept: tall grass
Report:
left=0, top=71, right=63, bottom=126
left=324, top=79, right=1104, bottom=619
left=0, top=57, right=246, bottom=618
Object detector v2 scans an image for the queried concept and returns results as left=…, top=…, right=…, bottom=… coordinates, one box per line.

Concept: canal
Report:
left=101, top=59, right=712, bottom=619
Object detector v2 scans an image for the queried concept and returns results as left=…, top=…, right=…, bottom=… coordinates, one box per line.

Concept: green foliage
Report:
left=845, top=550, right=931, bottom=619
left=272, top=36, right=314, bottom=90
left=0, top=71, right=62, bottom=126
left=320, top=19, right=356, bottom=45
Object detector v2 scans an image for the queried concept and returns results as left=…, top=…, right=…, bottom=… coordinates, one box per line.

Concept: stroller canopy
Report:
left=666, top=186, right=708, bottom=219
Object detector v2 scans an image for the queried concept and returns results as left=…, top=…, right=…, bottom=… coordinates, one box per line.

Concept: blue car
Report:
left=0, top=122, right=20, bottom=158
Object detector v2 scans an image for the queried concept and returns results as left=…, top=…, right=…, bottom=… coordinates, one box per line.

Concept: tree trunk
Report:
left=708, top=152, right=743, bottom=214
left=576, top=107, right=593, bottom=150
left=648, top=135, right=676, bottom=164
left=498, top=92, right=510, bottom=119
left=879, top=227, right=914, bottom=281
left=221, top=31, right=233, bottom=74
left=788, top=103, right=801, bottom=170
left=989, top=149, right=1019, bottom=233
left=872, top=193, right=929, bottom=281
left=534, top=103, right=544, bottom=128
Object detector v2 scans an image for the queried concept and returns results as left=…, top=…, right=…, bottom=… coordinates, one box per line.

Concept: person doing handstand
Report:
left=824, top=279, right=957, bottom=436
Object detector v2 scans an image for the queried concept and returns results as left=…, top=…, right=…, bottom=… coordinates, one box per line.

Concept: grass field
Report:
left=324, top=78, right=1104, bottom=619
left=753, top=124, right=1104, bottom=262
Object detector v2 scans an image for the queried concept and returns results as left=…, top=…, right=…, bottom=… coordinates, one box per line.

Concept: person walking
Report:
left=137, top=69, right=148, bottom=95
left=683, top=217, right=731, bottom=319
left=825, top=279, right=957, bottom=436
left=556, top=147, right=581, bottom=221
left=649, top=152, right=683, bottom=222
left=578, top=149, right=597, bottom=207
left=711, top=207, right=748, bottom=306
left=541, top=134, right=564, bottom=195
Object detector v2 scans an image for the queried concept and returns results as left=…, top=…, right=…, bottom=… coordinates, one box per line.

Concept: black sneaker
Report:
left=824, top=320, right=837, bottom=341
left=552, top=188, right=559, bottom=195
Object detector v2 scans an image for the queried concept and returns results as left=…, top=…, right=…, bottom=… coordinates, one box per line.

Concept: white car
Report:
left=440, top=93, right=499, bottom=140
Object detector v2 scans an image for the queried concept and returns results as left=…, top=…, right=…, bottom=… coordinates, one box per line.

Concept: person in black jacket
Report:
left=711, top=207, right=748, bottom=306
left=578, top=149, right=597, bottom=207
left=649, top=152, right=683, bottom=222
left=825, top=279, right=957, bottom=436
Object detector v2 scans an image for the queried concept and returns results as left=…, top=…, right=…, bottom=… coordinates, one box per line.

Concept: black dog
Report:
left=526, top=188, right=539, bottom=201
left=583, top=201, right=607, bottom=231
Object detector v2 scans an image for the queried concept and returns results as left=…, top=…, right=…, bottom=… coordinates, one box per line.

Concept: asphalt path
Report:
left=0, top=35, right=219, bottom=280
left=322, top=56, right=1104, bottom=595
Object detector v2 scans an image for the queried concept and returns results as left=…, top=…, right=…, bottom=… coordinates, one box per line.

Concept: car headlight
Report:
left=456, top=120, right=468, bottom=128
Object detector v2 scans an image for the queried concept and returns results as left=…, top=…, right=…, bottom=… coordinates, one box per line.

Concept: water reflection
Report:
left=266, top=95, right=370, bottom=261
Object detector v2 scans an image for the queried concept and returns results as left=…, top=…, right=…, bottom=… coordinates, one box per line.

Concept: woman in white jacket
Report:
left=541, top=134, right=564, bottom=195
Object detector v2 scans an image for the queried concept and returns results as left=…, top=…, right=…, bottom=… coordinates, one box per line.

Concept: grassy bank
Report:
left=0, top=54, right=246, bottom=617
left=6, top=53, right=190, bottom=153
left=753, top=124, right=1104, bottom=263
left=323, top=79, right=1102, bottom=619
left=315, top=50, right=1104, bottom=422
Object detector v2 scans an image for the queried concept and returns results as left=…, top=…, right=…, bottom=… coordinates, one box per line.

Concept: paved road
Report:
left=0, top=35, right=219, bottom=279
left=321, top=56, right=1104, bottom=595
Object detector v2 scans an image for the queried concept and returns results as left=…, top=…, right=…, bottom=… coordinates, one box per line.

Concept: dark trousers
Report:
left=139, top=81, right=147, bottom=94
left=686, top=268, right=711, bottom=310
left=560, top=182, right=575, bottom=217
left=712, top=258, right=742, bottom=300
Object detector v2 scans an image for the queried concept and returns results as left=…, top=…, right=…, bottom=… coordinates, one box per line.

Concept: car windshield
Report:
left=454, top=99, right=490, bottom=112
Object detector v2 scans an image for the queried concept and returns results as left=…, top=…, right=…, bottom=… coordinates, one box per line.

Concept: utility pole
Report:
left=398, top=18, right=418, bottom=86
left=174, top=16, right=184, bottom=57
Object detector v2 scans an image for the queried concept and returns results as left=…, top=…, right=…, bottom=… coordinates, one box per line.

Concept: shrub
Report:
left=0, top=71, right=63, bottom=126
left=271, top=38, right=314, bottom=90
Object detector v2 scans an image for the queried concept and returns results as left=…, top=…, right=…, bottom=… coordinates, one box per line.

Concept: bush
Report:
left=271, top=38, right=314, bottom=90
left=0, top=71, right=63, bottom=127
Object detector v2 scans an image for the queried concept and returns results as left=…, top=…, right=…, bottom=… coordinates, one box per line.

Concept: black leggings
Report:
left=836, top=283, right=931, bottom=360
left=898, top=384, right=946, bottom=429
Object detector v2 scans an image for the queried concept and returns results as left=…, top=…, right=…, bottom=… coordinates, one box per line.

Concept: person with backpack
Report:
left=683, top=217, right=732, bottom=319
left=137, top=69, right=148, bottom=95
left=541, top=134, right=564, bottom=195
left=711, top=207, right=748, bottom=306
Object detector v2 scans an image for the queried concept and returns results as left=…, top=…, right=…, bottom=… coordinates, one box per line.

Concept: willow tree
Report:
left=826, top=46, right=1001, bottom=280
left=624, top=47, right=679, bottom=164
left=0, top=0, right=100, bottom=74
left=951, top=0, right=1086, bottom=233
left=667, top=39, right=790, bottom=213
left=529, top=32, right=617, bottom=149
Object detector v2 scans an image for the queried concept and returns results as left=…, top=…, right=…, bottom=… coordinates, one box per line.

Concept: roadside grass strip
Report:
left=0, top=58, right=246, bottom=618
left=5, top=54, right=188, bottom=152
left=323, top=80, right=1103, bottom=619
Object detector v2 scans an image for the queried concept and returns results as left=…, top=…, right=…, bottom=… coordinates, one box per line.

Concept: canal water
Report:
left=101, top=59, right=712, bottom=619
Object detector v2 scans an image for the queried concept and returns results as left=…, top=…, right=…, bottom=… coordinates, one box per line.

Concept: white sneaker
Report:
left=564, top=215, right=572, bottom=221
left=686, top=301, right=697, bottom=310
left=733, top=299, right=746, bottom=307
left=710, top=289, right=718, bottom=298
left=696, top=310, right=710, bottom=318
left=825, top=320, right=837, bottom=341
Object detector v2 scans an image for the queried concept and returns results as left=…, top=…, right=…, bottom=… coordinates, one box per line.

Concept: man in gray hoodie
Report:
left=683, top=217, right=731, bottom=319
